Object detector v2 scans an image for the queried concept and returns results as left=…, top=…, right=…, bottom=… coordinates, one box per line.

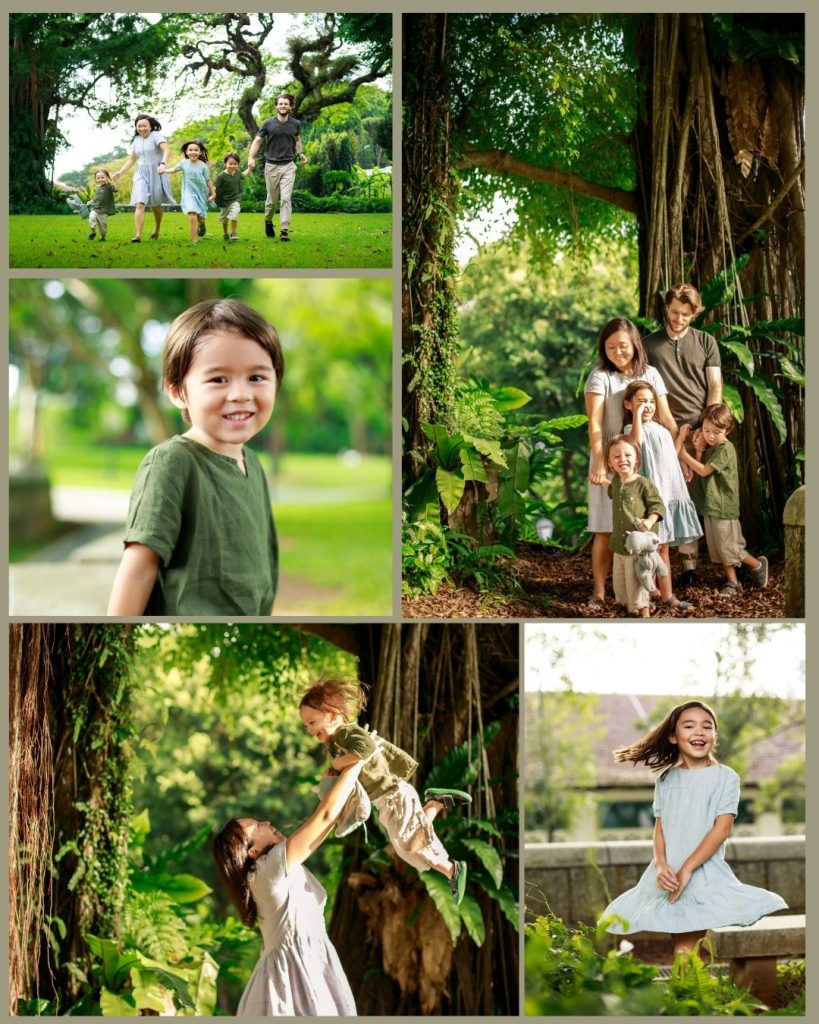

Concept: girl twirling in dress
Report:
left=623, top=380, right=702, bottom=613
left=160, top=139, right=216, bottom=245
left=599, top=700, right=787, bottom=957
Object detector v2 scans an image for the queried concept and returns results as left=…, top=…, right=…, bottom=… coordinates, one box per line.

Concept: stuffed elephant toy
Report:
left=625, top=530, right=668, bottom=591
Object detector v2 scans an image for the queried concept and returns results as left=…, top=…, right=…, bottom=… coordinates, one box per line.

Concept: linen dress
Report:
left=600, top=763, right=787, bottom=934
left=238, top=842, right=356, bottom=1016
left=625, top=420, right=702, bottom=546
left=584, top=365, right=668, bottom=533
left=177, top=159, right=211, bottom=215
left=129, top=131, right=174, bottom=207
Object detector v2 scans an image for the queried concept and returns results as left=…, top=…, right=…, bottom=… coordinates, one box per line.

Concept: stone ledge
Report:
left=707, top=914, right=805, bottom=958
left=525, top=834, right=805, bottom=868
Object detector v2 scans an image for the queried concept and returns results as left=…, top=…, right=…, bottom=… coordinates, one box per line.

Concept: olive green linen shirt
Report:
left=329, top=723, right=419, bottom=801
left=693, top=440, right=741, bottom=519
left=607, top=475, right=665, bottom=555
left=124, top=435, right=278, bottom=615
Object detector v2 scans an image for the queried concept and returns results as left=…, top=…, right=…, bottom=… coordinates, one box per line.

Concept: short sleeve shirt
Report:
left=257, top=116, right=301, bottom=164
left=214, top=170, right=244, bottom=206
left=90, top=183, right=117, bottom=214
left=329, top=724, right=414, bottom=801
left=124, top=435, right=278, bottom=615
left=696, top=440, right=740, bottom=519
left=644, top=326, right=721, bottom=427
left=607, top=475, right=665, bottom=554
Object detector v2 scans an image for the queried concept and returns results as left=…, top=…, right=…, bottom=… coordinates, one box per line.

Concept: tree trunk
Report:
left=632, top=13, right=804, bottom=537
left=328, top=624, right=519, bottom=1015
left=402, top=14, right=460, bottom=484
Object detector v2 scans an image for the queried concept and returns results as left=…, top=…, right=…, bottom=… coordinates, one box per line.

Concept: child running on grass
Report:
left=299, top=678, right=472, bottom=904
left=159, top=139, right=216, bottom=244
left=213, top=152, right=246, bottom=242
left=65, top=169, right=118, bottom=241
left=107, top=298, right=283, bottom=616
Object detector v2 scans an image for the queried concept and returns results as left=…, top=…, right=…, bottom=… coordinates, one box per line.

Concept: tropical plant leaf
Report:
left=721, top=383, right=744, bottom=423
left=777, top=357, right=805, bottom=386
left=424, top=721, right=502, bottom=791
left=459, top=446, right=488, bottom=482
left=697, top=255, right=750, bottom=312
left=719, top=338, right=755, bottom=376
left=99, top=989, right=138, bottom=1017
left=419, top=870, right=461, bottom=945
left=129, top=870, right=212, bottom=904
left=534, top=413, right=588, bottom=431
left=502, top=440, right=531, bottom=491
left=462, top=838, right=503, bottom=889
left=736, top=369, right=787, bottom=442
left=404, top=470, right=441, bottom=523
left=489, top=385, right=532, bottom=411
left=457, top=890, right=486, bottom=946
left=473, top=875, right=520, bottom=929
left=435, top=467, right=466, bottom=514
left=463, top=434, right=508, bottom=466
left=421, top=422, right=465, bottom=469
left=496, top=481, right=527, bottom=523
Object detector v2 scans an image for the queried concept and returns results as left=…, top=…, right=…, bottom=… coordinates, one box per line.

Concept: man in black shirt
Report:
left=247, top=94, right=308, bottom=241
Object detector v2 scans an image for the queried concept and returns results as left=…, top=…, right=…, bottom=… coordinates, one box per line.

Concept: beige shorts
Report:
left=218, top=202, right=240, bottom=222
left=704, top=516, right=749, bottom=565
left=373, top=780, right=450, bottom=873
left=88, top=210, right=108, bottom=232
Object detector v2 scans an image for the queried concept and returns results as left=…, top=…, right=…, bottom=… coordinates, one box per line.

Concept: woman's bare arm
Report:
left=285, top=760, right=365, bottom=869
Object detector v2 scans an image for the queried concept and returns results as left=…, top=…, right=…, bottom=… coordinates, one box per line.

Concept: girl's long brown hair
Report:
left=299, top=677, right=368, bottom=721
left=614, top=700, right=719, bottom=771
left=621, top=380, right=668, bottom=432
left=213, top=819, right=261, bottom=926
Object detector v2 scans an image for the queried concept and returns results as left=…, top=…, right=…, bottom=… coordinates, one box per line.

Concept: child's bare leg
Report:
left=673, top=930, right=706, bottom=957
left=230, top=219, right=238, bottom=234
left=134, top=203, right=146, bottom=239
left=188, top=212, right=198, bottom=241
left=723, top=563, right=738, bottom=585
left=742, top=553, right=762, bottom=570
left=657, top=544, right=673, bottom=602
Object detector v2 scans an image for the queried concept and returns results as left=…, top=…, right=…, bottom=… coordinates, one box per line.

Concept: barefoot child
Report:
left=107, top=298, right=283, bottom=616
left=606, top=434, right=665, bottom=617
left=299, top=679, right=471, bottom=904
left=623, top=380, right=702, bottom=612
left=160, top=139, right=216, bottom=244
left=675, top=403, right=768, bottom=598
left=599, top=700, right=787, bottom=957
left=213, top=152, right=245, bottom=241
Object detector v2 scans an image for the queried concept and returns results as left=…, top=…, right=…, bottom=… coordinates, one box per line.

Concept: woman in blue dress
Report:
left=112, top=113, right=175, bottom=242
left=599, top=700, right=787, bottom=957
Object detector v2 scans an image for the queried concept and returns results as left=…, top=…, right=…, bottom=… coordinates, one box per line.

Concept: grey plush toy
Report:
left=625, top=530, right=668, bottom=591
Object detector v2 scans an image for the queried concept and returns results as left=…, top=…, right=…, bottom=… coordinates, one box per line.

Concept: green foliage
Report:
left=775, top=959, right=805, bottom=1014
left=525, top=914, right=763, bottom=1015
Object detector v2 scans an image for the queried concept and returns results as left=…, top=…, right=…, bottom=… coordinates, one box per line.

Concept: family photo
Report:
left=9, top=622, right=520, bottom=1016
left=401, top=12, right=805, bottom=619
left=524, top=622, right=805, bottom=1015
left=10, top=12, right=392, bottom=269
left=8, top=277, right=392, bottom=616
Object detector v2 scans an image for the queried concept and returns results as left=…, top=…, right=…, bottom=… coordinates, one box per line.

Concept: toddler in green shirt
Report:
left=107, top=298, right=283, bottom=616
left=676, top=403, right=768, bottom=598
left=299, top=678, right=472, bottom=905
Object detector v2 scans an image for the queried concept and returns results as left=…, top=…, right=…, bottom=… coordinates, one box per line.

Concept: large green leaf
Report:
left=129, top=973, right=171, bottom=1015
left=472, top=875, right=520, bottom=930
left=99, top=990, right=138, bottom=1017
left=424, top=721, right=502, bottom=790
left=435, top=467, right=466, bottom=514
left=534, top=413, right=589, bottom=431
left=130, top=870, right=212, bottom=904
left=419, top=870, right=461, bottom=945
left=404, top=470, right=441, bottom=523
left=719, top=338, right=755, bottom=376
left=462, top=838, right=503, bottom=889
left=463, top=433, right=508, bottom=467
left=698, top=255, right=750, bottom=312
left=489, top=385, right=532, bottom=411
left=421, top=422, right=465, bottom=469
left=777, top=357, right=805, bottom=387
left=457, top=890, right=486, bottom=946
left=496, top=481, right=526, bottom=523
left=736, top=369, right=787, bottom=443
left=191, top=951, right=219, bottom=1016
left=502, top=440, right=531, bottom=491
left=86, top=935, right=139, bottom=990
left=459, top=446, right=488, bottom=482
left=721, top=383, right=744, bottom=424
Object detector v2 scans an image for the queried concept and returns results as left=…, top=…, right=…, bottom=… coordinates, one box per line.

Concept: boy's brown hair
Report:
left=163, top=299, right=285, bottom=415
left=223, top=152, right=241, bottom=165
left=702, top=402, right=734, bottom=434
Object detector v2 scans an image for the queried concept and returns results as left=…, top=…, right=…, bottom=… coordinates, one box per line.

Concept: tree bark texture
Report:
left=328, top=624, right=519, bottom=1015
left=402, top=14, right=459, bottom=484
left=632, top=13, right=804, bottom=535
left=8, top=624, right=137, bottom=1011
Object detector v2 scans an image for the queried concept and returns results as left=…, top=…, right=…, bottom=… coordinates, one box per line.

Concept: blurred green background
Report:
left=9, top=277, right=393, bottom=615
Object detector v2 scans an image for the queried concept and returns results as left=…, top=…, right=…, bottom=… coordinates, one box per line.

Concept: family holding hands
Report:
left=70, top=97, right=307, bottom=246
left=584, top=284, right=768, bottom=617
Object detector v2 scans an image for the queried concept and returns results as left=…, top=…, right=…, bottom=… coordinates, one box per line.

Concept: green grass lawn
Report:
left=9, top=213, right=392, bottom=269
left=276, top=500, right=393, bottom=615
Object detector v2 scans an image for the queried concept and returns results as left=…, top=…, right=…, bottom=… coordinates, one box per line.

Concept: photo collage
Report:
left=7, top=8, right=806, bottom=1020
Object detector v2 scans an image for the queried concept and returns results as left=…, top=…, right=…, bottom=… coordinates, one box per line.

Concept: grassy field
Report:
left=9, top=213, right=392, bottom=269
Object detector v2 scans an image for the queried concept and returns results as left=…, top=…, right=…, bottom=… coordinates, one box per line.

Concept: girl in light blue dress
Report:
left=623, top=379, right=703, bottom=614
left=161, top=139, right=216, bottom=245
left=599, top=700, right=787, bottom=958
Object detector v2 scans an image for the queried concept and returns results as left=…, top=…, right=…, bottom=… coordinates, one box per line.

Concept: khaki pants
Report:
left=264, top=161, right=297, bottom=229
left=373, top=780, right=451, bottom=874
left=89, top=210, right=108, bottom=235
left=612, top=552, right=651, bottom=612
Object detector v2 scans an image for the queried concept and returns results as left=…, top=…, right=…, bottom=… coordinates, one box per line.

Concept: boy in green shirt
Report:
left=107, top=298, right=284, bottom=616
left=676, top=403, right=768, bottom=597
left=214, top=151, right=246, bottom=242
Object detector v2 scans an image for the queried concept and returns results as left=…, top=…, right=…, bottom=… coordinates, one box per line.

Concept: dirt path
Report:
left=403, top=545, right=786, bottom=619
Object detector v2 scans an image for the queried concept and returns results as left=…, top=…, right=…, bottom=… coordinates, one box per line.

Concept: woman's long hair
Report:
left=133, top=113, right=162, bottom=136
left=614, top=699, right=719, bottom=771
left=597, top=317, right=648, bottom=378
left=213, top=819, right=259, bottom=926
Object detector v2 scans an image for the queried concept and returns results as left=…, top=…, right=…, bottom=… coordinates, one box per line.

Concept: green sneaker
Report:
left=424, top=787, right=472, bottom=814
left=449, top=860, right=467, bottom=905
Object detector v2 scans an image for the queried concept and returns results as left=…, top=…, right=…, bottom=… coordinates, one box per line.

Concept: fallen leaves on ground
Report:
left=402, top=545, right=787, bottom=619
